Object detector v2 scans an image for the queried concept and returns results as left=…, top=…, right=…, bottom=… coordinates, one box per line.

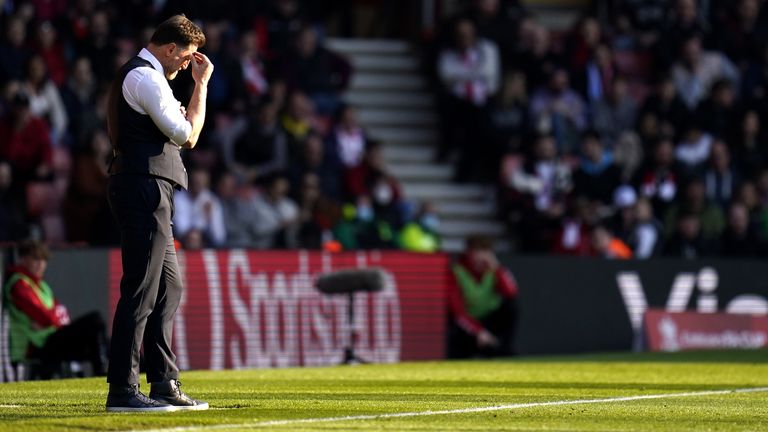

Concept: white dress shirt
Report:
left=122, top=48, right=192, bottom=146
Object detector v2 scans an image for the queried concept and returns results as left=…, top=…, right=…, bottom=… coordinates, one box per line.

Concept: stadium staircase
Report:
left=326, top=38, right=507, bottom=253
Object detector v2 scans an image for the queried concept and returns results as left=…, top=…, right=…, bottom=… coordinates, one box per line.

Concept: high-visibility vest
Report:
left=2, top=273, right=57, bottom=362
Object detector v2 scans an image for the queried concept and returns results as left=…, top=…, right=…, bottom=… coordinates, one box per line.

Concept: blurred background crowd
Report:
left=1, top=0, right=768, bottom=259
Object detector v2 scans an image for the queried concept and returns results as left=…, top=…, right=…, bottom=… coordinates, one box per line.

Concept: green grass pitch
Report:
left=1, top=350, right=767, bottom=431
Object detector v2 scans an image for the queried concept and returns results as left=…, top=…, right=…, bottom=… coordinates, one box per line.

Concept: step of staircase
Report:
left=402, top=183, right=492, bottom=202
left=382, top=143, right=434, bottom=163
left=388, top=163, right=452, bottom=182
left=326, top=38, right=411, bottom=55
left=357, top=108, right=437, bottom=127
left=367, top=126, right=437, bottom=144
left=435, top=201, right=497, bottom=218
left=441, top=237, right=511, bottom=253
left=437, top=220, right=507, bottom=237
left=348, top=54, right=420, bottom=72
left=345, top=91, right=435, bottom=109
left=350, top=73, right=427, bottom=91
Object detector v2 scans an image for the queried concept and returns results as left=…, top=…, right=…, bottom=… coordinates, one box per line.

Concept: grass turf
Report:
left=0, top=350, right=766, bottom=431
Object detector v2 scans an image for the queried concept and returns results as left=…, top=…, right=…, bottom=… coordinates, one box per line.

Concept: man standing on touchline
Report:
left=105, top=14, right=212, bottom=413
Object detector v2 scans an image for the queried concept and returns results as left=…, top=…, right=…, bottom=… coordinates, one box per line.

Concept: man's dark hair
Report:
left=17, top=240, right=49, bottom=260
left=150, top=14, right=206, bottom=48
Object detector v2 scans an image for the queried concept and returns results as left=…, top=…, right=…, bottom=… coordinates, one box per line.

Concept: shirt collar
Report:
left=138, top=48, right=165, bottom=76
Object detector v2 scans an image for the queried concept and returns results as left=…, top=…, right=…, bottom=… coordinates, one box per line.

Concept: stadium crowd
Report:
left=0, top=0, right=440, bottom=253
left=434, top=0, right=768, bottom=258
left=2, top=0, right=768, bottom=259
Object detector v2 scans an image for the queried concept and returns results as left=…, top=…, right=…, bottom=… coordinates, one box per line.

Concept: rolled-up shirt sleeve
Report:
left=123, top=69, right=192, bottom=146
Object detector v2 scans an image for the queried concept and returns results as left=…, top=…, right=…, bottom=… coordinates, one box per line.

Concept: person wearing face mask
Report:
left=447, top=235, right=519, bottom=358
left=332, top=196, right=396, bottom=250
left=398, top=201, right=441, bottom=253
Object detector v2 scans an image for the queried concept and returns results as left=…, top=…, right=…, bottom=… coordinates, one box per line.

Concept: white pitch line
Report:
left=131, top=386, right=768, bottom=432
left=0, top=405, right=22, bottom=408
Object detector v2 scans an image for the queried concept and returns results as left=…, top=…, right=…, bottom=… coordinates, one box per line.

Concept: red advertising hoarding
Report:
left=109, top=250, right=449, bottom=370
left=644, top=309, right=768, bottom=352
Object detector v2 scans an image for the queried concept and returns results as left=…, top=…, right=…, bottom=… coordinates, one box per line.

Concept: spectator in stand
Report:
left=515, top=20, right=559, bottom=92
left=295, top=172, right=340, bottom=249
left=634, top=197, right=664, bottom=258
left=259, top=0, right=306, bottom=61
left=0, top=90, right=53, bottom=184
left=0, top=16, right=29, bottom=83
left=436, top=17, right=500, bottom=181
left=60, top=57, right=97, bottom=150
left=565, top=16, right=604, bottom=75
left=636, top=137, right=680, bottom=217
left=671, top=33, right=739, bottom=110
left=238, top=30, right=270, bottom=101
left=466, top=0, right=522, bottom=64
left=637, top=74, right=690, bottom=143
left=572, top=130, right=622, bottom=205
left=173, top=169, right=226, bottom=249
left=216, top=172, right=260, bottom=248
left=530, top=68, right=588, bottom=154
left=619, top=0, right=667, bottom=48
left=3, top=240, right=108, bottom=378
left=735, top=181, right=768, bottom=239
left=33, top=21, right=68, bottom=87
left=742, top=42, right=768, bottom=101
left=280, top=25, right=351, bottom=115
left=720, top=202, right=766, bottom=256
left=675, top=117, right=715, bottom=176
left=733, top=109, right=766, bottom=178
left=664, top=178, right=725, bottom=240
left=251, top=174, right=300, bottom=249
left=200, top=20, right=244, bottom=116
left=663, top=210, right=720, bottom=258
left=333, top=197, right=396, bottom=250
left=612, top=186, right=662, bottom=258
left=711, top=0, right=765, bottom=70
left=77, top=9, right=116, bottom=83
left=280, top=90, right=316, bottom=157
left=0, top=161, right=28, bottom=241
left=703, top=140, right=739, bottom=209
left=397, top=201, right=441, bottom=253
left=23, top=54, right=68, bottom=146
left=447, top=235, right=518, bottom=358
left=696, top=79, right=739, bottom=140
left=592, top=75, right=638, bottom=147
left=551, top=198, right=596, bottom=256
left=508, top=134, right=572, bottom=252
left=489, top=70, right=529, bottom=154
left=233, top=99, right=288, bottom=184
left=327, top=104, right=368, bottom=169
left=62, top=128, right=111, bottom=244
left=289, top=131, right=342, bottom=200
left=659, top=0, right=710, bottom=67
left=591, top=225, right=633, bottom=259
left=345, top=140, right=404, bottom=227
left=573, top=43, right=617, bottom=107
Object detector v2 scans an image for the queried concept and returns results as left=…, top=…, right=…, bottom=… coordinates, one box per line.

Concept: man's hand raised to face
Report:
left=190, top=52, right=213, bottom=85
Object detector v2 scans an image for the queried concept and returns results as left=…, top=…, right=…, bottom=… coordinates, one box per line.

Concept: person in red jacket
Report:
left=447, top=235, right=519, bottom=358
left=3, top=240, right=107, bottom=378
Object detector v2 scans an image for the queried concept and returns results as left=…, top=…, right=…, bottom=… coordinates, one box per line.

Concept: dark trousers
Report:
left=29, top=311, right=108, bottom=378
left=447, top=297, right=518, bottom=359
left=106, top=175, right=182, bottom=385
